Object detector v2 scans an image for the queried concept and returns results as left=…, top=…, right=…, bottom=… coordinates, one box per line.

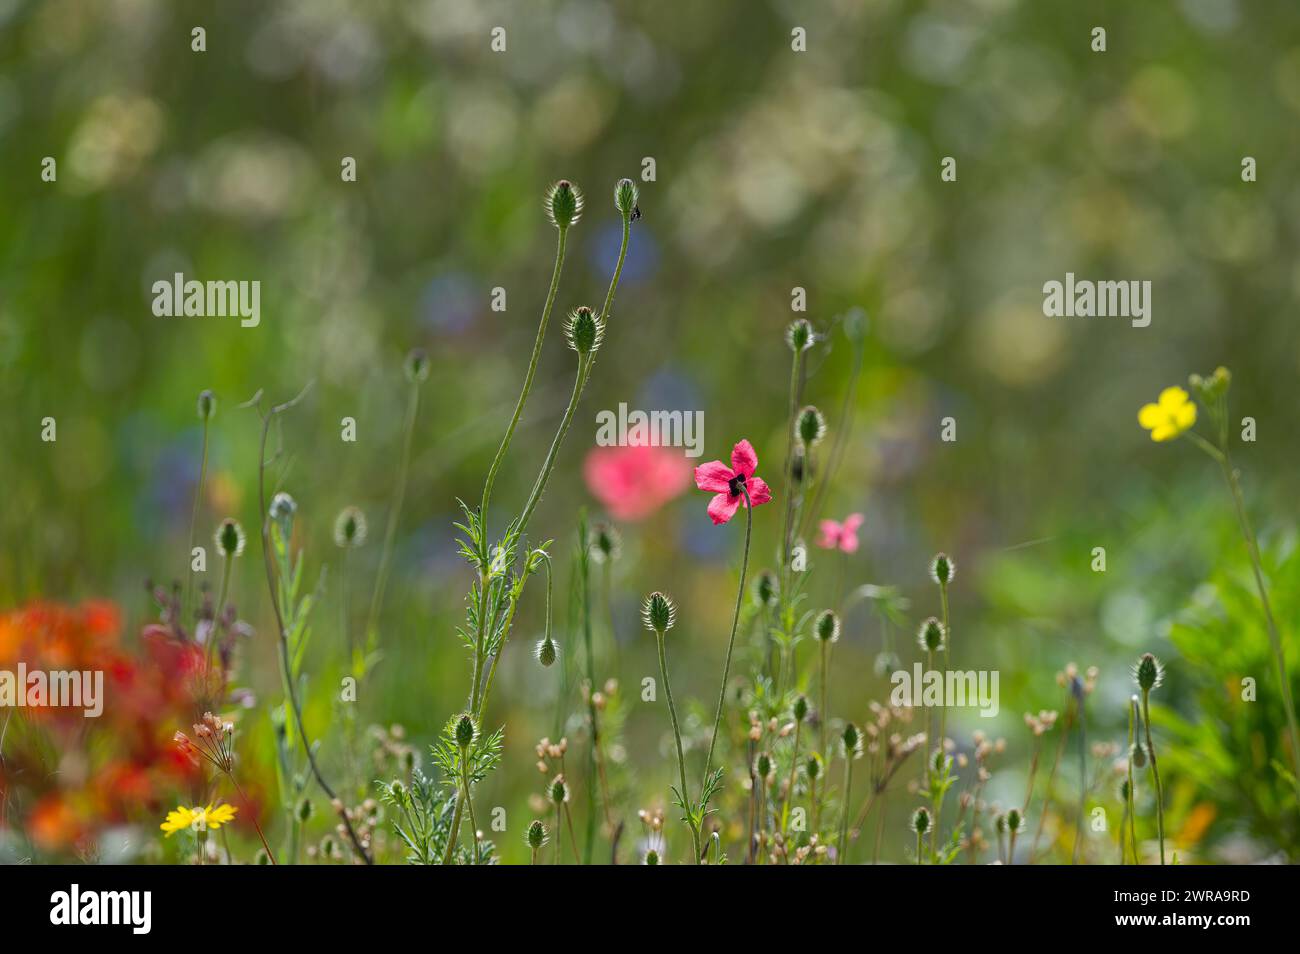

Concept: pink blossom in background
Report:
left=693, top=439, right=773, bottom=526
left=583, top=443, right=692, bottom=521
left=817, top=513, right=864, bottom=553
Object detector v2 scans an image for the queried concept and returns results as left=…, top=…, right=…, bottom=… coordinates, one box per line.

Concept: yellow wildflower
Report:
left=1138, top=386, right=1196, bottom=442
left=160, top=803, right=237, bottom=837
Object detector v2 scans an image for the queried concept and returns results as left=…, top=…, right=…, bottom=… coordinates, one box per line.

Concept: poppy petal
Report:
left=744, top=477, right=773, bottom=506
left=730, top=440, right=758, bottom=479
left=694, top=460, right=734, bottom=493
left=707, top=492, right=741, bottom=525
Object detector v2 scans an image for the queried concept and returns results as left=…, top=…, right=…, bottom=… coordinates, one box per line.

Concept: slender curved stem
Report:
left=366, top=381, right=421, bottom=646
left=656, top=628, right=701, bottom=863
left=1142, top=689, right=1165, bottom=865
left=837, top=754, right=853, bottom=864
left=185, top=420, right=209, bottom=619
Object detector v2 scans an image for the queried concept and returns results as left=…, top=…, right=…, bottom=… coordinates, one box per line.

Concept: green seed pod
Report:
left=910, top=806, right=931, bottom=834
left=564, top=305, right=604, bottom=356
left=536, top=637, right=558, bottom=668
left=526, top=819, right=548, bottom=850
left=215, top=518, right=246, bottom=558
left=641, top=591, right=676, bottom=633
left=930, top=552, right=954, bottom=586
left=404, top=348, right=430, bottom=384
left=1133, top=653, right=1164, bottom=693
left=546, top=179, right=583, bottom=230
left=333, top=506, right=367, bottom=548
left=453, top=712, right=477, bottom=750
left=815, top=609, right=840, bottom=643
left=785, top=318, right=814, bottom=353
left=797, top=405, right=826, bottom=447
left=917, top=616, right=946, bottom=654
left=197, top=389, right=216, bottom=421
left=615, top=178, right=639, bottom=217
left=793, top=694, right=809, bottom=723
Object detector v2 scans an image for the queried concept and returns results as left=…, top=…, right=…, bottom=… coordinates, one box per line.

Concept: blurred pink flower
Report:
left=584, top=443, right=692, bottom=521
left=694, top=439, right=773, bottom=525
left=817, top=513, right=864, bottom=553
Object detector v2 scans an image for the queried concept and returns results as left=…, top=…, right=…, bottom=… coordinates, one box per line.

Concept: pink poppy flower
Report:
left=694, top=439, right=774, bottom=525
left=817, top=513, right=864, bottom=553
left=584, top=443, right=692, bottom=521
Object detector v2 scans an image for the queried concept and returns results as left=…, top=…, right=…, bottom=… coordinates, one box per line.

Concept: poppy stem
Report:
left=701, top=484, right=753, bottom=806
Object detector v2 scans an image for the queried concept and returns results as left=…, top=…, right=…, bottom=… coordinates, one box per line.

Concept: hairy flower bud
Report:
left=333, top=506, right=367, bottom=548
left=197, top=389, right=216, bottom=421
left=930, top=552, right=954, bottom=586
left=615, top=177, right=639, bottom=217
left=1133, top=653, right=1164, bottom=693
left=752, top=570, right=778, bottom=608
left=215, top=518, right=245, bottom=558
left=641, top=591, right=676, bottom=633
left=588, top=521, right=621, bottom=563
left=793, top=694, right=809, bottom=723
left=404, top=348, right=430, bottom=384
left=797, top=405, right=826, bottom=447
left=910, top=806, right=931, bottom=834
left=785, top=318, right=814, bottom=353
left=546, top=179, right=583, bottom=230
left=536, top=636, right=558, bottom=668
left=564, top=305, right=604, bottom=356
left=815, top=609, right=840, bottom=643
left=453, top=712, right=477, bottom=750
left=917, top=616, right=946, bottom=654
left=526, top=819, right=548, bottom=850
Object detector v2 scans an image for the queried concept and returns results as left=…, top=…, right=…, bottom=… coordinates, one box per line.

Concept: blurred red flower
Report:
left=583, top=443, right=692, bottom=521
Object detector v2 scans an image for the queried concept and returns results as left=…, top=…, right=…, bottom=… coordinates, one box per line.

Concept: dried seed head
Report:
left=404, top=348, right=430, bottom=384
left=797, top=405, right=827, bottom=447
left=526, top=819, right=548, bottom=850
left=917, top=616, right=946, bottom=654
left=752, top=569, right=778, bottom=608
left=197, top=389, right=216, bottom=421
left=536, top=637, right=558, bottom=668
left=641, top=591, right=676, bottom=633
left=564, top=305, right=604, bottom=356
left=930, top=552, right=954, bottom=586
left=546, top=179, right=583, bottom=230
left=910, top=806, right=931, bottom=834
left=215, top=518, right=246, bottom=558
left=815, top=609, right=840, bottom=643
left=1133, top=653, right=1164, bottom=693
left=785, top=318, right=814, bottom=353
left=333, top=506, right=367, bottom=548
left=453, top=712, right=477, bottom=750
left=793, top=694, right=809, bottom=723
left=615, top=178, right=639, bottom=217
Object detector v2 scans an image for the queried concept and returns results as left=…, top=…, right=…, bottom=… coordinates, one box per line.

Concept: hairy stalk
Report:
left=778, top=351, right=804, bottom=590
left=1029, top=704, right=1071, bottom=861
left=837, top=753, right=854, bottom=864
left=185, top=418, right=210, bottom=618
left=580, top=514, right=597, bottom=864
left=1126, top=701, right=1138, bottom=864
left=247, top=385, right=372, bottom=864
left=1073, top=695, right=1087, bottom=864
left=459, top=757, right=480, bottom=865
left=1142, top=688, right=1166, bottom=865
left=656, top=627, right=701, bottom=863
left=819, top=640, right=830, bottom=759
left=701, top=483, right=754, bottom=787
left=365, top=378, right=421, bottom=646
left=780, top=719, right=802, bottom=837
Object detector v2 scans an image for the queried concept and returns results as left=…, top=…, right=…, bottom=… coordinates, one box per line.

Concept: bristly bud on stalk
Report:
left=588, top=521, right=621, bottom=563
left=1005, top=807, right=1025, bottom=833
left=215, top=518, right=245, bottom=558
left=270, top=491, right=297, bottom=538
left=785, top=318, right=814, bottom=353
left=917, top=616, right=946, bottom=653
left=1133, top=653, right=1164, bottom=692
left=197, top=389, right=216, bottom=421
left=873, top=651, right=901, bottom=678
left=930, top=552, right=954, bottom=586
left=755, top=752, right=774, bottom=780
left=842, top=722, right=862, bottom=758
left=752, top=569, right=778, bottom=608
left=297, top=797, right=314, bottom=823
left=453, top=712, right=477, bottom=750
left=815, top=609, right=840, bottom=643
left=615, top=178, right=639, bottom=218
left=910, top=806, right=931, bottom=834
left=797, top=405, right=827, bottom=447
left=1130, top=741, right=1148, bottom=770
left=805, top=752, right=823, bottom=780
left=564, top=305, right=604, bottom=356
left=644, top=848, right=660, bottom=865
left=526, top=819, right=548, bottom=849
left=641, top=591, right=676, bottom=633
left=536, top=636, right=558, bottom=668
left=793, top=694, right=809, bottom=723
left=548, top=775, right=569, bottom=804
left=546, top=179, right=583, bottom=230
left=333, top=505, right=367, bottom=548
left=404, top=348, right=430, bottom=384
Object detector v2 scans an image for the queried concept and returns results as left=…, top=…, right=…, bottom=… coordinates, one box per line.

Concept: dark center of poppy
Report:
left=728, top=473, right=747, bottom=496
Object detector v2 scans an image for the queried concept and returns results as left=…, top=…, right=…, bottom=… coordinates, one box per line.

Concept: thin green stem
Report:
left=837, top=754, right=853, bottom=864
left=365, top=381, right=421, bottom=647
left=185, top=421, right=210, bottom=618
left=1126, top=701, right=1138, bottom=865
left=656, top=628, right=702, bottom=864
left=1142, top=689, right=1165, bottom=865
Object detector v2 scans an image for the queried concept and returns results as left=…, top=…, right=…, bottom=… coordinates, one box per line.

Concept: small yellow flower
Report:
left=160, top=803, right=237, bottom=837
left=1138, top=386, right=1196, bottom=442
